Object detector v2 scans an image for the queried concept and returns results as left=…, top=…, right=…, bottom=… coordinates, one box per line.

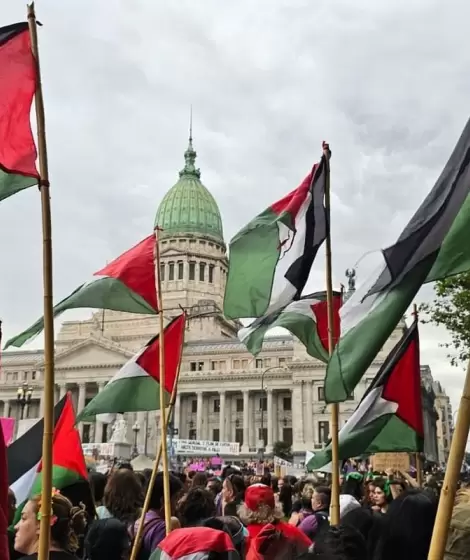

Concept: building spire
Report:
left=180, top=105, right=200, bottom=178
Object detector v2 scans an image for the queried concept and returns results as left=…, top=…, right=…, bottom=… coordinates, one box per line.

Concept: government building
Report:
left=0, top=136, right=444, bottom=463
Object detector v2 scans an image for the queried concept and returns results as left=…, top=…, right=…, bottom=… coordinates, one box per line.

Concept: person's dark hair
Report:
left=315, top=525, right=367, bottom=560
left=373, top=478, right=393, bottom=504
left=191, top=472, right=208, bottom=488
left=279, top=483, right=293, bottom=517
left=173, top=471, right=188, bottom=486
left=103, top=468, right=142, bottom=524
left=134, top=471, right=147, bottom=492
left=271, top=476, right=279, bottom=493
left=341, top=506, right=383, bottom=560
left=206, top=477, right=222, bottom=498
left=149, top=471, right=184, bottom=511
left=88, top=471, right=107, bottom=504
left=315, top=486, right=332, bottom=509
left=221, top=465, right=240, bottom=480
left=374, top=488, right=438, bottom=560
left=260, top=472, right=272, bottom=487
left=116, top=461, right=133, bottom=471
left=84, top=518, right=130, bottom=560
left=341, top=476, right=364, bottom=502
left=225, top=474, right=246, bottom=501
left=178, top=487, right=216, bottom=527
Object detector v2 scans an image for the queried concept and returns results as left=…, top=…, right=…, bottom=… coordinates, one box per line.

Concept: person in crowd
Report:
left=191, top=472, right=208, bottom=489
left=177, top=487, right=216, bottom=527
left=221, top=474, right=245, bottom=517
left=97, top=468, right=142, bottom=524
left=340, top=505, right=383, bottom=560
left=374, top=488, right=438, bottom=560
left=371, top=479, right=393, bottom=514
left=84, top=518, right=130, bottom=560
left=88, top=471, right=106, bottom=508
left=278, top=482, right=293, bottom=519
left=297, top=486, right=331, bottom=542
left=206, top=477, right=222, bottom=500
left=216, top=466, right=241, bottom=515
left=444, top=486, right=470, bottom=559
left=238, top=483, right=311, bottom=557
left=130, top=471, right=183, bottom=558
left=314, top=525, right=367, bottom=560
left=8, top=489, right=22, bottom=560
left=14, top=491, right=87, bottom=560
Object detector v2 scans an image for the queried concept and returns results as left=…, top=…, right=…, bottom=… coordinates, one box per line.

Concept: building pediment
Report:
left=38, top=336, right=134, bottom=369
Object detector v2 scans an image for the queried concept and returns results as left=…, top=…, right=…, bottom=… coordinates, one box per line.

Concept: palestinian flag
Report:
left=5, top=234, right=158, bottom=349
left=77, top=313, right=186, bottom=421
left=0, top=420, right=8, bottom=560
left=0, top=23, right=39, bottom=202
left=150, top=527, right=238, bottom=560
left=325, top=117, right=470, bottom=403
left=223, top=152, right=328, bottom=320
left=238, top=291, right=341, bottom=362
left=308, top=320, right=423, bottom=471
left=8, top=394, right=87, bottom=511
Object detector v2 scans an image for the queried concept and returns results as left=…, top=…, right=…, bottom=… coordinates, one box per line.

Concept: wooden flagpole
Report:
left=323, top=141, right=340, bottom=526
left=27, top=5, right=56, bottom=560
left=428, top=359, right=470, bottom=560
left=153, top=229, right=172, bottom=535
left=129, top=352, right=184, bottom=560
left=412, top=304, right=423, bottom=488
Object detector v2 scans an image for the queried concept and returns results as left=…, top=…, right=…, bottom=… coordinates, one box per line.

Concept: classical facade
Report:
left=432, top=379, right=453, bottom=465
left=0, top=136, right=442, bottom=462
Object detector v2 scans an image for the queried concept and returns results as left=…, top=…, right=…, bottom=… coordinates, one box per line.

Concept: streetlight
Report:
left=132, top=421, right=140, bottom=456
left=259, top=366, right=285, bottom=460
left=17, top=382, right=33, bottom=421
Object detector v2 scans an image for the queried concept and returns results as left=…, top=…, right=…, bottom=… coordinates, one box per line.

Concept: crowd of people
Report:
left=6, top=462, right=470, bottom=560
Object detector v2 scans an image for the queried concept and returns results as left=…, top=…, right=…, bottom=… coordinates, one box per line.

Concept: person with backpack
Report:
left=130, top=472, right=183, bottom=560
left=297, top=486, right=331, bottom=543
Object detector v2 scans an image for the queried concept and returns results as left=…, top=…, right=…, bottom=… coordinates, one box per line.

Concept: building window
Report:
left=189, top=262, right=196, bottom=280
left=241, top=359, right=248, bottom=369
left=212, top=428, right=220, bottom=441
left=318, top=421, right=330, bottom=444
left=168, top=262, right=175, bottom=281
left=190, top=362, right=197, bottom=372
left=236, top=398, right=244, bottom=412
left=235, top=428, right=244, bottom=445
left=279, top=357, right=286, bottom=367
left=259, top=397, right=267, bottom=411
left=258, top=427, right=268, bottom=445
left=12, top=372, right=18, bottom=381
left=160, top=263, right=165, bottom=281
left=264, top=358, right=271, bottom=367
left=199, top=262, right=206, bottom=281
left=177, top=261, right=184, bottom=280
left=191, top=400, right=197, bottom=413
left=208, top=264, right=214, bottom=283
left=219, top=361, right=226, bottom=371
left=31, top=371, right=37, bottom=380
left=283, top=427, right=293, bottom=446
left=197, top=362, right=204, bottom=371
left=283, top=397, right=292, bottom=411
left=318, top=386, right=325, bottom=401
left=82, top=424, right=91, bottom=444
left=102, top=423, right=108, bottom=443
left=233, top=359, right=240, bottom=369
left=213, top=399, right=220, bottom=413
left=255, top=359, right=263, bottom=369
left=189, top=428, right=197, bottom=440
left=211, top=361, right=217, bottom=370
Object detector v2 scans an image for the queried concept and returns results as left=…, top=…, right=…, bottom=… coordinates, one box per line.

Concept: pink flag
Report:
left=0, top=418, right=14, bottom=446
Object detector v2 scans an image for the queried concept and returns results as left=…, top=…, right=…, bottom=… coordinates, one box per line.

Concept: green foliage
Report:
left=272, top=440, right=292, bottom=461
left=419, top=272, right=470, bottom=366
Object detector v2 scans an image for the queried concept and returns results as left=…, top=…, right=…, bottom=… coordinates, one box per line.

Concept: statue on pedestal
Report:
left=110, top=414, right=128, bottom=443
left=345, top=268, right=356, bottom=292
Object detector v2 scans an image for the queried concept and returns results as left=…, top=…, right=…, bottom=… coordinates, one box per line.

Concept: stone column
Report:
left=242, top=389, right=249, bottom=452
left=59, top=384, right=67, bottom=399
left=267, top=389, right=274, bottom=451
left=3, top=400, right=11, bottom=418
left=94, top=383, right=105, bottom=443
left=219, top=391, right=226, bottom=442
left=291, top=385, right=303, bottom=451
left=305, top=381, right=313, bottom=445
left=196, top=391, right=203, bottom=439
left=77, top=383, right=86, bottom=438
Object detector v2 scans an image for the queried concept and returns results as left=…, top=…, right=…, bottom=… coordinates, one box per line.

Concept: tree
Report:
left=419, top=272, right=470, bottom=366
left=272, top=440, right=292, bottom=461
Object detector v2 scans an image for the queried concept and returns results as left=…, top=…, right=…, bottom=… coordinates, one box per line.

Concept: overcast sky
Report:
left=2, top=0, right=470, bottom=415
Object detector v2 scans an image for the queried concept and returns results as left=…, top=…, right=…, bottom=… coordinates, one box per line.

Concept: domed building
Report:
left=0, top=136, right=440, bottom=464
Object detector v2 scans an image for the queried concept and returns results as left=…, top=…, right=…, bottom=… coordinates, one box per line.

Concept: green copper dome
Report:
left=155, top=137, right=224, bottom=244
